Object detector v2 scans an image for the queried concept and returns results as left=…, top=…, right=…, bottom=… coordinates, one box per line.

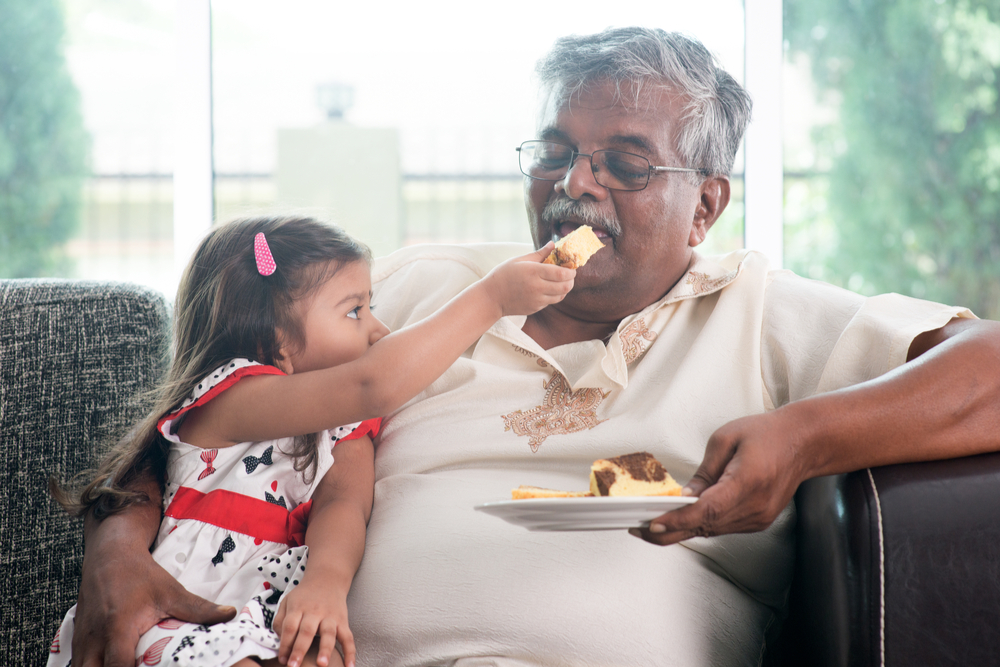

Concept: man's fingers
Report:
left=647, top=500, right=712, bottom=537
left=632, top=477, right=744, bottom=545
left=164, top=587, right=236, bottom=626
left=73, top=627, right=104, bottom=667
left=100, top=631, right=142, bottom=667
left=629, top=525, right=698, bottom=546
left=682, top=459, right=726, bottom=497
left=682, top=476, right=709, bottom=497
left=681, top=432, right=739, bottom=496
left=631, top=431, right=746, bottom=546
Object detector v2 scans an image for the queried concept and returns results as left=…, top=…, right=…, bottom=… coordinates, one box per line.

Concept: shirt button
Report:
left=176, top=552, right=187, bottom=563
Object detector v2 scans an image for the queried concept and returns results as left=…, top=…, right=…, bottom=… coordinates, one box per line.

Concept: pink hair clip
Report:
left=254, top=232, right=277, bottom=276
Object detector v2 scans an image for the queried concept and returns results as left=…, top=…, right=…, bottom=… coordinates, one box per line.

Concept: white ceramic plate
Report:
left=474, top=496, right=698, bottom=531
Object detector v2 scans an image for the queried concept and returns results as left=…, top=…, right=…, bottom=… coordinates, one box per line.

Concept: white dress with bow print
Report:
left=46, top=359, right=380, bottom=667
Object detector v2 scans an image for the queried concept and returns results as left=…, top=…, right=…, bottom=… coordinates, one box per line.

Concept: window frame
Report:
left=174, top=0, right=784, bottom=267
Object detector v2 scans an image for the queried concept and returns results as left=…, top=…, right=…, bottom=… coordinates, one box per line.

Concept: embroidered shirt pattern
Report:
left=512, top=345, right=535, bottom=358
left=511, top=344, right=550, bottom=368
left=686, top=269, right=738, bottom=294
left=501, top=371, right=610, bottom=452
left=619, top=318, right=658, bottom=365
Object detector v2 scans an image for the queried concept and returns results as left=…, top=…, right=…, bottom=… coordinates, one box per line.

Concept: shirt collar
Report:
left=621, top=250, right=746, bottom=325
left=476, top=250, right=748, bottom=391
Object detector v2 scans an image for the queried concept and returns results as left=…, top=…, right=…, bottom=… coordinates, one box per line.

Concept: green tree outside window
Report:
left=785, top=0, right=1000, bottom=320
left=0, top=0, right=89, bottom=278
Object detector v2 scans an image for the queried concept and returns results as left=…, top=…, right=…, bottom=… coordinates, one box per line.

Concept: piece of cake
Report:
left=542, top=225, right=605, bottom=269
left=511, top=485, right=593, bottom=500
left=589, top=452, right=682, bottom=497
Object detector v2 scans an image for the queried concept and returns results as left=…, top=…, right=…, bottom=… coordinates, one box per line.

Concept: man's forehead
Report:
left=538, top=125, right=659, bottom=156
left=535, top=79, right=684, bottom=152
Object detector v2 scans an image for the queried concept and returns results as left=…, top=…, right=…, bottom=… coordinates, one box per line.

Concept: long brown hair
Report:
left=51, top=216, right=372, bottom=519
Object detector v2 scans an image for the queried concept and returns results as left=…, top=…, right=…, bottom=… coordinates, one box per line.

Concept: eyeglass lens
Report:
left=518, top=141, right=651, bottom=190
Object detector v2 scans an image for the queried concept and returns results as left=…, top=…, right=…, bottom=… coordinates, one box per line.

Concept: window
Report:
left=783, top=0, right=1000, bottom=319
left=211, top=0, right=748, bottom=265
left=7, top=0, right=749, bottom=298
left=2, top=0, right=175, bottom=294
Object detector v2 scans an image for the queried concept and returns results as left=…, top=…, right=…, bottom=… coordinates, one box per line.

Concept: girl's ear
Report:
left=272, top=330, right=295, bottom=375
left=275, top=355, right=294, bottom=375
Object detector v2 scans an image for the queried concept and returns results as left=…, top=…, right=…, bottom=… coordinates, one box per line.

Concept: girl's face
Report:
left=280, top=260, right=389, bottom=374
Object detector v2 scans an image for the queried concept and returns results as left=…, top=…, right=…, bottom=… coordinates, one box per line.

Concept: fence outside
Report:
left=68, top=170, right=750, bottom=297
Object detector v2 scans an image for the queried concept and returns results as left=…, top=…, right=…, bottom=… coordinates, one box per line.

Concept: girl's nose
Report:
left=369, top=317, right=390, bottom=345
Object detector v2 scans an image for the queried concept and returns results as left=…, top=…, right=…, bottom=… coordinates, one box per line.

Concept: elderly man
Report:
left=73, top=27, right=1000, bottom=667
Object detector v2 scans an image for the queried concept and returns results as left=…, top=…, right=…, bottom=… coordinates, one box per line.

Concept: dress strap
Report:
left=158, top=360, right=284, bottom=437
left=335, top=417, right=383, bottom=444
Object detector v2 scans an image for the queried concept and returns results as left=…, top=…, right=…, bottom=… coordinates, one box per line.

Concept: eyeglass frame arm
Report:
left=514, top=145, right=709, bottom=179
left=650, top=165, right=708, bottom=175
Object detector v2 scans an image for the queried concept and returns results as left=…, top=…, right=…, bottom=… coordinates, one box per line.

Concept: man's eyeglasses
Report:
left=516, top=140, right=707, bottom=191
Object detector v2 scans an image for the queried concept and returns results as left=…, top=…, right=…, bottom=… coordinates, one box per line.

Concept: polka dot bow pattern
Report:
left=254, top=232, right=277, bottom=276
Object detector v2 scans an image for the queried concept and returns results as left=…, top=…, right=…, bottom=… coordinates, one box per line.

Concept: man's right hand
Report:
left=73, top=542, right=236, bottom=667
left=73, top=477, right=235, bottom=667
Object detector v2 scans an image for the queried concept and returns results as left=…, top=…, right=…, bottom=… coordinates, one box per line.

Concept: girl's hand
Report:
left=482, top=242, right=576, bottom=317
left=274, top=581, right=353, bottom=667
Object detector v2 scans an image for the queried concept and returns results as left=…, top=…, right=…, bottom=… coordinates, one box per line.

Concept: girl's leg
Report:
left=254, top=641, right=345, bottom=667
left=299, top=640, right=345, bottom=667
left=244, top=638, right=345, bottom=667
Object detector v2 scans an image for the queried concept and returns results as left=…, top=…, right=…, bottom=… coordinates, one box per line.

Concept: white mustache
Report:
left=542, top=198, right=622, bottom=239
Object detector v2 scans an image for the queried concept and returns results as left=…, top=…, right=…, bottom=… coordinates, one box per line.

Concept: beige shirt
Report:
left=347, top=243, right=971, bottom=667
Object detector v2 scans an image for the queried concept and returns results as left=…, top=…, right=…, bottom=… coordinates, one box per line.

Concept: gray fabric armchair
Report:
left=1, top=279, right=170, bottom=665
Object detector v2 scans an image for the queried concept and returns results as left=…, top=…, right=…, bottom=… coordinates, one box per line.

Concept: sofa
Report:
left=4, top=278, right=999, bottom=666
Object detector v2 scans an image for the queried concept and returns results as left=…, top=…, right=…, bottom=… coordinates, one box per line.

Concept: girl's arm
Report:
left=201, top=244, right=574, bottom=446
left=272, top=435, right=375, bottom=667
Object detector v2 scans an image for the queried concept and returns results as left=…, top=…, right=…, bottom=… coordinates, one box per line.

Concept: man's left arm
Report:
left=635, top=317, right=1000, bottom=545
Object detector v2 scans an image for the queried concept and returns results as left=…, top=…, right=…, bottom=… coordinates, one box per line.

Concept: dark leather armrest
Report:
left=774, top=452, right=1000, bottom=666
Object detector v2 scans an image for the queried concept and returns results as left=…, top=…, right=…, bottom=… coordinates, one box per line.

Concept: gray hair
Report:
left=535, top=27, right=752, bottom=178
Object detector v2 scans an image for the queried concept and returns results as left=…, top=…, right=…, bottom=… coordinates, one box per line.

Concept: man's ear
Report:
left=689, top=176, right=731, bottom=247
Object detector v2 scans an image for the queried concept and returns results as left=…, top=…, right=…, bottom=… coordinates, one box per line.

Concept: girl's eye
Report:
left=347, top=307, right=361, bottom=320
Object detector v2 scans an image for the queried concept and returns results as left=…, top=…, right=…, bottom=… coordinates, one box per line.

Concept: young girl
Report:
left=48, top=216, right=574, bottom=667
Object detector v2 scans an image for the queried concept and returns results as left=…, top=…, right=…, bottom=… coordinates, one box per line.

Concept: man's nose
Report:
left=556, top=154, right=609, bottom=201
left=369, top=317, right=390, bottom=345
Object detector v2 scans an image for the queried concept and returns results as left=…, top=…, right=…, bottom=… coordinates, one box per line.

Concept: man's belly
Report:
left=347, top=470, right=772, bottom=667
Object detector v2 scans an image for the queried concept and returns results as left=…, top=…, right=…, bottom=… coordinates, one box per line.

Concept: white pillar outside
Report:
left=743, top=0, right=784, bottom=268
left=173, top=0, right=214, bottom=284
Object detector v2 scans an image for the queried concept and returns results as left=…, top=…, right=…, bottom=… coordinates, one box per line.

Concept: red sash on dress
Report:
left=164, top=417, right=381, bottom=546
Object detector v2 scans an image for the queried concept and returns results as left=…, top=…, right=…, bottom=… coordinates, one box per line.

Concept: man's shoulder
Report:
left=372, top=242, right=531, bottom=329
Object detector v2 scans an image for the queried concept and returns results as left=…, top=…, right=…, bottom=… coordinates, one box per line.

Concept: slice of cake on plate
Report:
left=510, top=451, right=682, bottom=499
left=589, top=452, right=682, bottom=497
